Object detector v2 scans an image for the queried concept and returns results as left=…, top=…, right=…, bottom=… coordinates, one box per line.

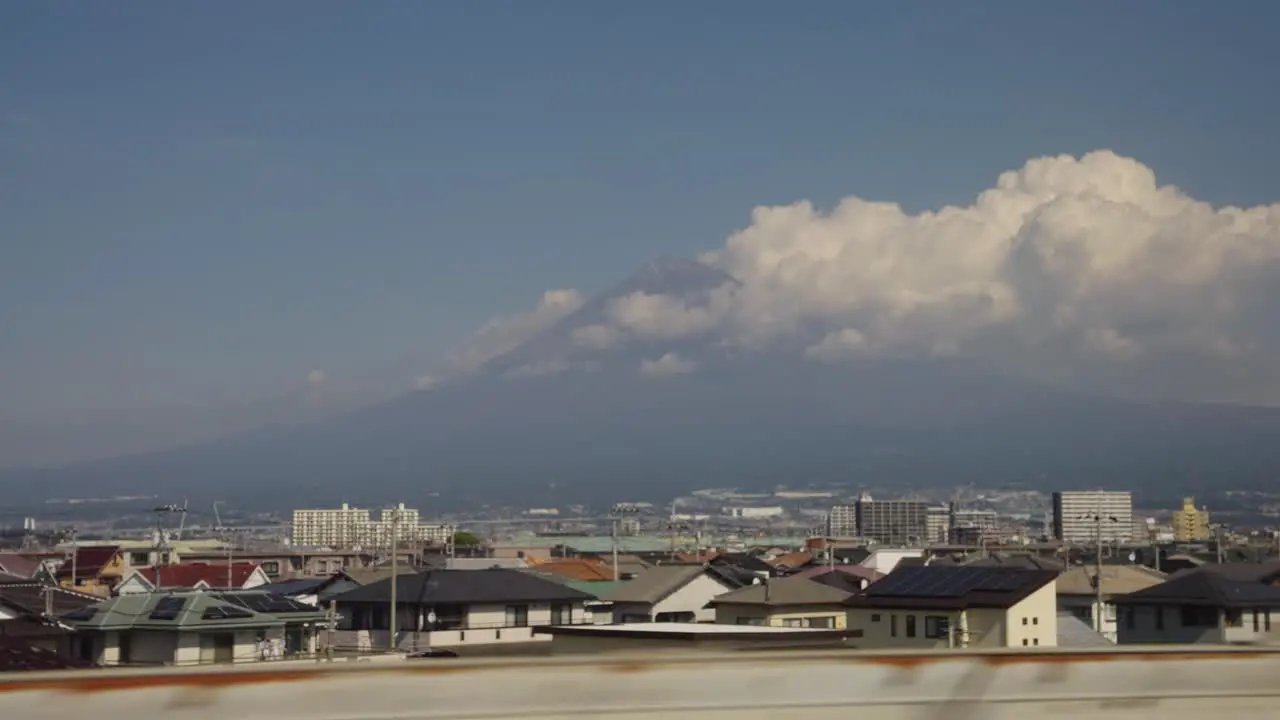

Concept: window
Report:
left=261, top=561, right=280, bottom=576
left=1180, top=606, right=1217, bottom=628
left=805, top=616, right=836, bottom=629
left=1155, top=607, right=1164, bottom=630
left=505, top=604, right=529, bottom=627
left=905, top=615, right=916, bottom=638
left=889, top=614, right=897, bottom=637
left=129, top=552, right=149, bottom=566
left=1022, top=638, right=1028, bottom=646
left=782, top=618, right=804, bottom=628
left=1032, top=617, right=1039, bottom=626
left=924, top=615, right=950, bottom=639
left=1254, top=609, right=1261, bottom=633
left=550, top=603, right=571, bottom=626
left=1033, top=638, right=1039, bottom=646
left=1225, top=609, right=1243, bottom=628
left=1021, top=617, right=1028, bottom=626
left=871, top=613, right=881, bottom=622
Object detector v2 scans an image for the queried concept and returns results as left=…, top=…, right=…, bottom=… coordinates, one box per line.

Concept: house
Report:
left=56, top=546, right=126, bottom=597
left=1055, top=564, right=1166, bottom=642
left=0, top=579, right=101, bottom=657
left=331, top=568, right=594, bottom=651
left=0, top=554, right=45, bottom=580
left=115, top=562, right=271, bottom=595
left=1112, top=564, right=1280, bottom=644
left=0, top=635, right=97, bottom=671
left=707, top=576, right=853, bottom=628
left=844, top=566, right=1059, bottom=649
left=860, top=549, right=925, bottom=575
left=602, top=565, right=742, bottom=623
left=534, top=622, right=859, bottom=655
left=61, top=590, right=328, bottom=665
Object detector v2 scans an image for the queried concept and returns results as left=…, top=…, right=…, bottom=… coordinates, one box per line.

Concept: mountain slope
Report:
left=6, top=259, right=1280, bottom=510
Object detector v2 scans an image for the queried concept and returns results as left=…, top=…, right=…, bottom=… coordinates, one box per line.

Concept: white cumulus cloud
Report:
left=463, top=151, right=1280, bottom=402
left=639, top=352, right=698, bottom=378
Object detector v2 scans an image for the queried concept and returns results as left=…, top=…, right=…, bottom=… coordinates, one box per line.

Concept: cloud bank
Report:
left=458, top=151, right=1280, bottom=403
left=640, top=352, right=698, bottom=378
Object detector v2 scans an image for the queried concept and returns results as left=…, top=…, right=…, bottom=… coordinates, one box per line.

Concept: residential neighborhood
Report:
left=8, top=530, right=1280, bottom=673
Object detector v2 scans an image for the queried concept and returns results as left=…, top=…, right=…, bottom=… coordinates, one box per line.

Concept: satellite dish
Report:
left=426, top=611, right=437, bottom=624
left=1127, top=552, right=1137, bottom=563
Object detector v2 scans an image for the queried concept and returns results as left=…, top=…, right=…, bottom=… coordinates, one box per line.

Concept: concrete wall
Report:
left=713, top=604, right=847, bottom=629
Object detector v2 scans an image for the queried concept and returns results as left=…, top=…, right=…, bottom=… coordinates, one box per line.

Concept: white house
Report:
left=844, top=565, right=1059, bottom=649
left=602, top=565, right=739, bottom=623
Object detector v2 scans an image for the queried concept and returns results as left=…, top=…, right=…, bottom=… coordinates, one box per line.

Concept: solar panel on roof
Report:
left=149, top=596, right=188, bottom=620
left=62, top=606, right=98, bottom=621
left=202, top=605, right=255, bottom=621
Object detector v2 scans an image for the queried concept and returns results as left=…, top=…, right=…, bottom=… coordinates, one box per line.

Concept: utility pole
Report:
left=1078, top=496, right=1119, bottom=635
left=214, top=501, right=233, bottom=589
left=388, top=507, right=400, bottom=653
left=609, top=504, right=641, bottom=581
left=65, top=527, right=78, bottom=590
left=324, top=601, right=336, bottom=663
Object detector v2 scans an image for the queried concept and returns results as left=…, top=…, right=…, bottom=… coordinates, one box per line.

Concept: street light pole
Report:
left=389, top=508, right=400, bottom=653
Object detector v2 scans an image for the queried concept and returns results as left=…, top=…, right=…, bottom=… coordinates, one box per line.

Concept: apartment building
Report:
left=291, top=503, right=453, bottom=549
left=1051, top=491, right=1134, bottom=544
left=826, top=505, right=858, bottom=538
left=1171, top=497, right=1211, bottom=542
left=856, top=497, right=929, bottom=547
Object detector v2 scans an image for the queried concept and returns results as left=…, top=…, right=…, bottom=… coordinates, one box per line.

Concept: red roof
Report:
left=0, top=553, right=42, bottom=579
left=55, top=546, right=121, bottom=579
left=135, top=562, right=262, bottom=590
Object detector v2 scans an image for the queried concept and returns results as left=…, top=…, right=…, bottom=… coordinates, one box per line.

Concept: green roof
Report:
left=565, top=580, right=625, bottom=598
left=558, top=537, right=672, bottom=554
left=63, top=592, right=325, bottom=632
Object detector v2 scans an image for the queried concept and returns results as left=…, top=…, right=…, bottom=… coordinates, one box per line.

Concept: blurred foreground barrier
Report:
left=4, top=646, right=1280, bottom=719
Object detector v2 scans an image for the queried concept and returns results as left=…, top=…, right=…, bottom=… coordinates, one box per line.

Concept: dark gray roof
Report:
left=708, top=577, right=853, bottom=607
left=846, top=566, right=1058, bottom=610
left=0, top=582, right=100, bottom=618
left=261, top=577, right=328, bottom=596
left=332, top=569, right=593, bottom=605
left=602, top=565, right=713, bottom=605
left=1113, top=567, right=1280, bottom=608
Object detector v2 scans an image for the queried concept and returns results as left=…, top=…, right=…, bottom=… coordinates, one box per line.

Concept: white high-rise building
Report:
left=1051, top=491, right=1134, bottom=544
left=291, top=503, right=454, bottom=548
left=826, top=504, right=858, bottom=537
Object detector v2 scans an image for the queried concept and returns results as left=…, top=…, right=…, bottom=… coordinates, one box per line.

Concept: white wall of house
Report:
left=1000, top=582, right=1057, bottom=648
left=860, top=550, right=923, bottom=575
left=114, top=574, right=155, bottom=596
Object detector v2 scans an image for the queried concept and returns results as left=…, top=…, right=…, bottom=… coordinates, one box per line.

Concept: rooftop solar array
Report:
left=214, top=593, right=316, bottom=614
left=62, top=606, right=98, bottom=622
left=148, top=596, right=189, bottom=620
left=201, top=604, right=256, bottom=621
left=865, top=566, right=1033, bottom=599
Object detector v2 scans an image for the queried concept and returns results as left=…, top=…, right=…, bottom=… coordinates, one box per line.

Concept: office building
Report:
left=1051, top=491, right=1134, bottom=544
left=291, top=503, right=453, bottom=549
left=1171, top=497, right=1211, bottom=542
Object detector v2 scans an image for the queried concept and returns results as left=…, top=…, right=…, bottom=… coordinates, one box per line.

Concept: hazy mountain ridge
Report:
left=4, top=257, right=1280, bottom=509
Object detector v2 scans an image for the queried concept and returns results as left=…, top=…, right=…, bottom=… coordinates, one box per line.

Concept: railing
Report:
left=6, top=645, right=1280, bottom=719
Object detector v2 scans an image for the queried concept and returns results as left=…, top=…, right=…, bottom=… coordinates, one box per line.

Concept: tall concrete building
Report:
left=855, top=495, right=930, bottom=546
left=291, top=503, right=453, bottom=548
left=826, top=504, right=858, bottom=537
left=1171, top=497, right=1211, bottom=542
left=1051, top=491, right=1134, bottom=544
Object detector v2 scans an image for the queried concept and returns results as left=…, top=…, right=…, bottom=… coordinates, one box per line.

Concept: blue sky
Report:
left=3, top=0, right=1279, bottom=419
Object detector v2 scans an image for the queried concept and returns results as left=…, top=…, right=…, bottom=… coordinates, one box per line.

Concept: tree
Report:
left=452, top=530, right=482, bottom=547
